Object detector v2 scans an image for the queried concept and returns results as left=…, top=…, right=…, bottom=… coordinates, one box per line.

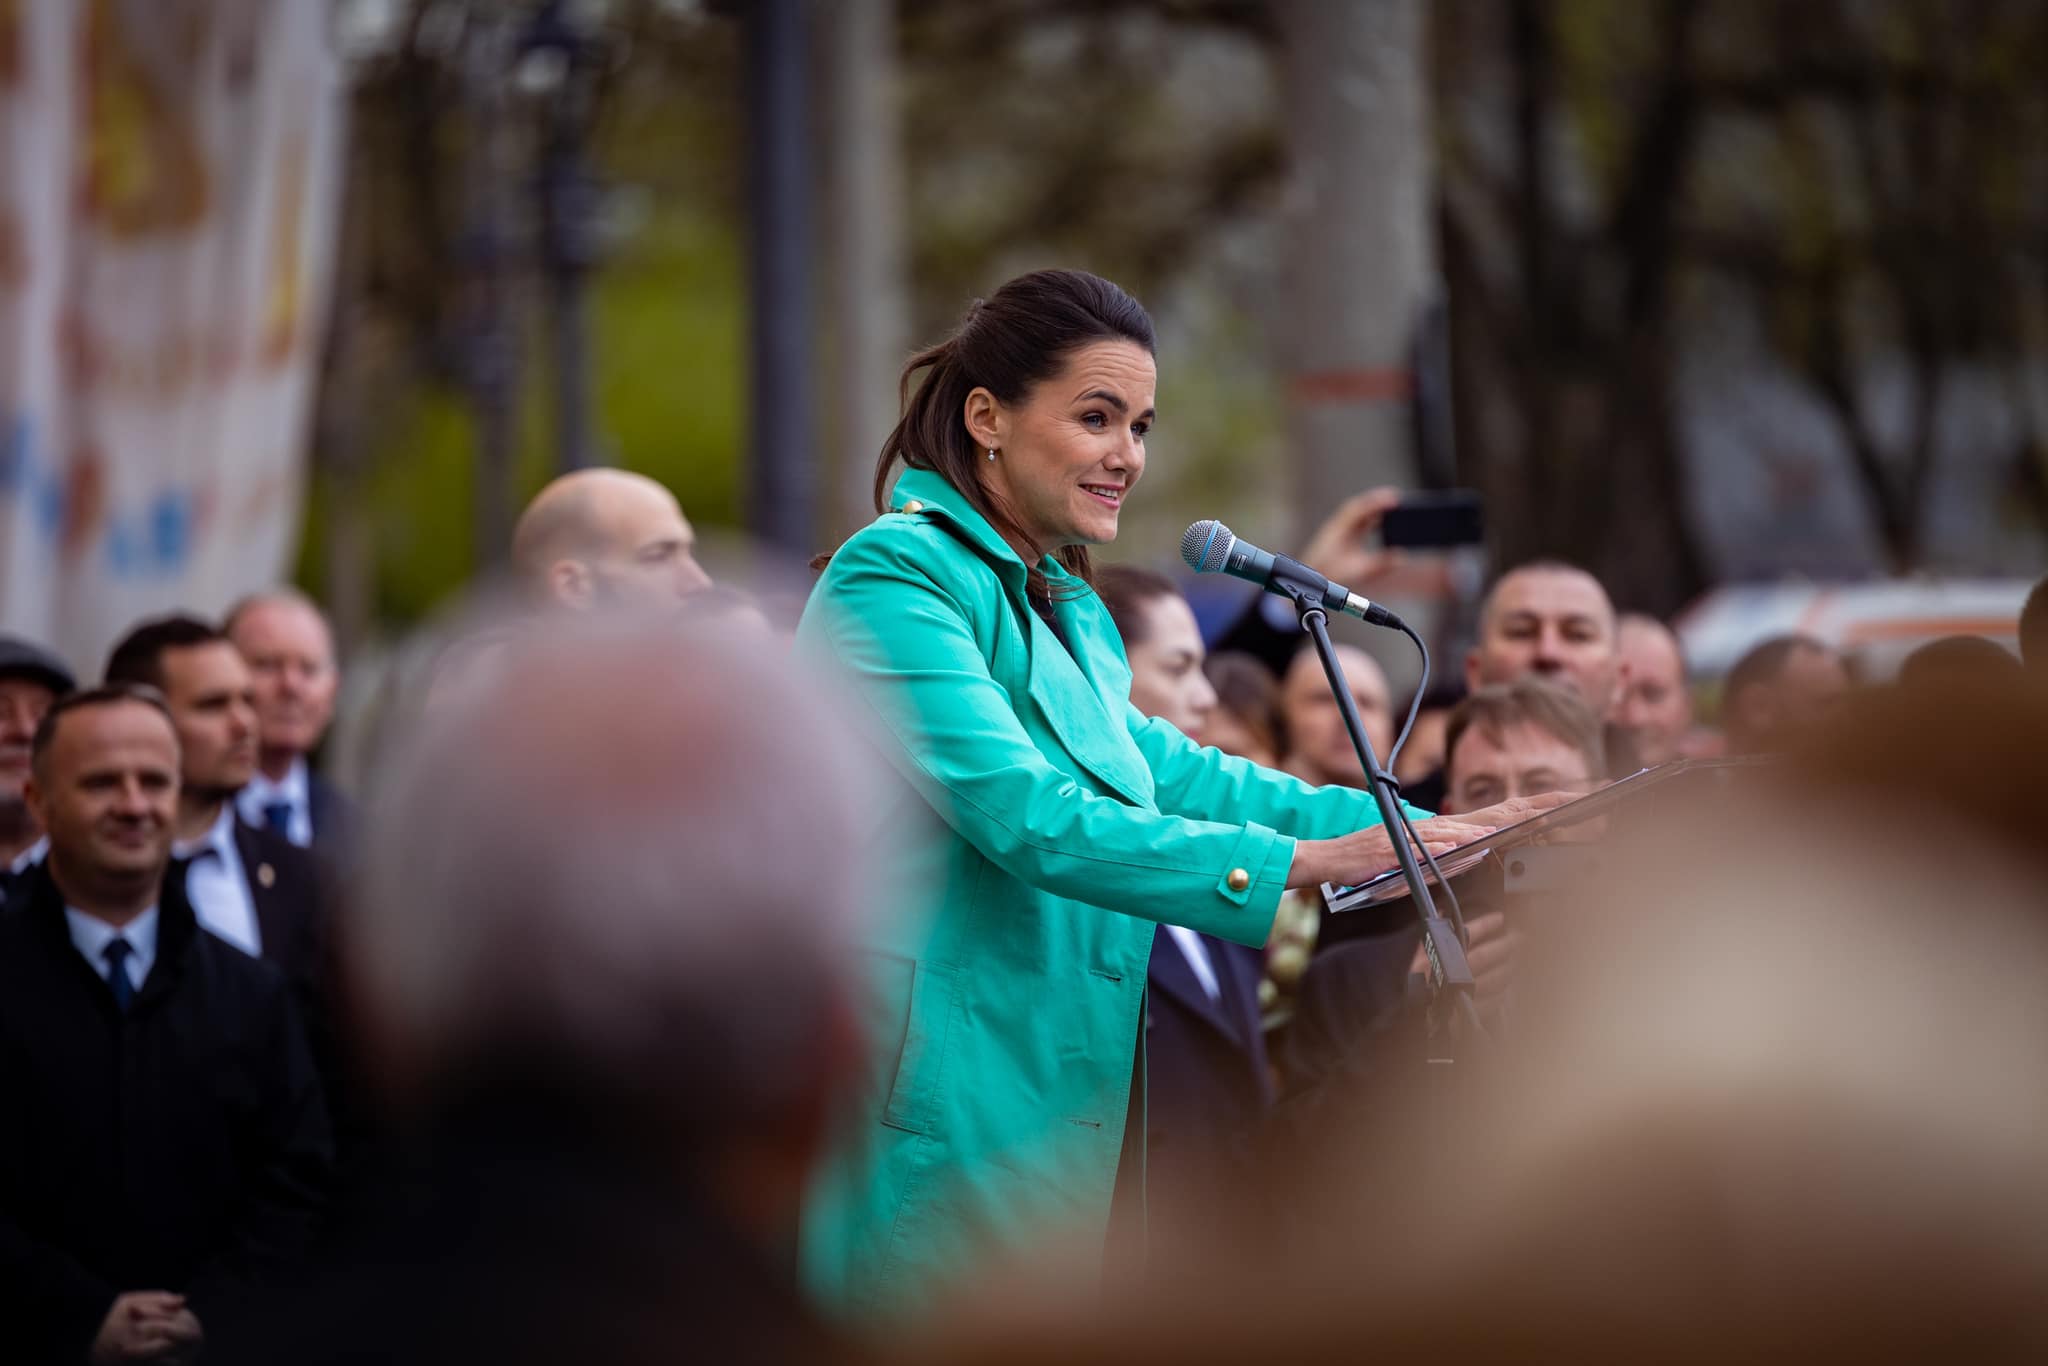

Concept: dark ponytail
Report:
left=822, top=270, right=1155, bottom=594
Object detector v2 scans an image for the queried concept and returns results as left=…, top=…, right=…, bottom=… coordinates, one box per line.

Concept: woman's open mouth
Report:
left=1082, top=484, right=1124, bottom=508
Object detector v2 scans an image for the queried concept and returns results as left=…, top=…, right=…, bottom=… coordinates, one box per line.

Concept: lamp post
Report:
left=743, top=0, right=815, bottom=553
left=522, top=0, right=607, bottom=474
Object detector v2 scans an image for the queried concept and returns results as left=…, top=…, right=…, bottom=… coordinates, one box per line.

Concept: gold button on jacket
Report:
left=1226, top=868, right=1251, bottom=892
left=901, top=499, right=925, bottom=514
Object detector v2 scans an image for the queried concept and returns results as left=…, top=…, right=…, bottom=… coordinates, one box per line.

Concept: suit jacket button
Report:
left=1227, top=868, right=1250, bottom=893
left=257, top=863, right=277, bottom=889
left=901, top=500, right=925, bottom=514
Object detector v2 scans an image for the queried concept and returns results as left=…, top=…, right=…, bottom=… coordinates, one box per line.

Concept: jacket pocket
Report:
left=874, top=954, right=956, bottom=1136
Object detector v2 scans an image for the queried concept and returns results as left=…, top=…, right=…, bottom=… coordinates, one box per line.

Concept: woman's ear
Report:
left=963, top=387, right=1003, bottom=452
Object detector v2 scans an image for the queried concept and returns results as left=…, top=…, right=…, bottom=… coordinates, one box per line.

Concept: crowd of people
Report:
left=6, top=279, right=2048, bottom=1362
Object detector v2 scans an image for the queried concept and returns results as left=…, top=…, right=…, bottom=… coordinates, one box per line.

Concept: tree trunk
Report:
left=1276, top=0, right=1436, bottom=540
left=818, top=0, right=907, bottom=535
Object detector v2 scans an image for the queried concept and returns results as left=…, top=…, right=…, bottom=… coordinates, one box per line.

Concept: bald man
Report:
left=511, top=469, right=712, bottom=609
left=1465, top=561, right=1624, bottom=718
left=1279, top=642, right=1395, bottom=789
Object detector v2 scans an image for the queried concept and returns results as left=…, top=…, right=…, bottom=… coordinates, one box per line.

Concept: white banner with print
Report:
left=0, top=0, right=344, bottom=676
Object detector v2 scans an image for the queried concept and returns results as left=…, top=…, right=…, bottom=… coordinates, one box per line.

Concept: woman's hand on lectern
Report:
left=1288, top=816, right=1496, bottom=891
left=1454, top=789, right=1577, bottom=834
left=1285, top=792, right=1576, bottom=892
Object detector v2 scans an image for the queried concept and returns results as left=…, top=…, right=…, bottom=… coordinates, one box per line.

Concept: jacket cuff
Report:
left=1207, top=823, right=1294, bottom=947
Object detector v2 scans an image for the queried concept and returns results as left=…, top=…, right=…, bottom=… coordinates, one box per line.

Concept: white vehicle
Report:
left=1676, top=578, right=2033, bottom=682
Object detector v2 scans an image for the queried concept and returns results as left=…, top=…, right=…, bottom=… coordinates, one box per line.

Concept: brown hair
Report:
left=104, top=614, right=224, bottom=692
left=1723, top=633, right=1835, bottom=708
left=1204, top=650, right=1285, bottom=758
left=1094, top=564, right=1181, bottom=643
left=30, top=683, right=177, bottom=782
left=852, top=269, right=1156, bottom=596
left=1443, top=676, right=1605, bottom=780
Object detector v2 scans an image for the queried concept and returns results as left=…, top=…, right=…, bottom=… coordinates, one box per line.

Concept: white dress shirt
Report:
left=1165, top=924, right=1223, bottom=1002
left=175, top=804, right=263, bottom=957
left=236, top=756, right=313, bottom=848
left=9, top=835, right=47, bottom=875
left=66, top=904, right=161, bottom=994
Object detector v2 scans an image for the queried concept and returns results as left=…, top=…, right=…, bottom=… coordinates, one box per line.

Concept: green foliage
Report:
left=587, top=204, right=745, bottom=527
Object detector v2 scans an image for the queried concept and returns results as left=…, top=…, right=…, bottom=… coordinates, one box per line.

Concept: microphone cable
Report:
left=1384, top=621, right=1430, bottom=774
left=1381, top=623, right=1474, bottom=956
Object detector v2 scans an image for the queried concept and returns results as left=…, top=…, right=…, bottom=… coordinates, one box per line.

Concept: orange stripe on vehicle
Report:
left=1840, top=616, right=2018, bottom=643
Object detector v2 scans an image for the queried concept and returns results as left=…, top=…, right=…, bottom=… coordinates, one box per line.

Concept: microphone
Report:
left=1180, top=519, right=1406, bottom=629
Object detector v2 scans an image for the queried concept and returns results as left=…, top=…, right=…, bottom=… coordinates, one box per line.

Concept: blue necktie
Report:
left=103, top=938, right=136, bottom=1011
left=263, top=800, right=294, bottom=837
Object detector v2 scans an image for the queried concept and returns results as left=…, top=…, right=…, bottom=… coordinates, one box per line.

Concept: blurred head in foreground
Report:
left=1441, top=677, right=1605, bottom=814
left=1722, top=633, right=1850, bottom=754
left=353, top=612, right=879, bottom=1247
left=2021, top=574, right=2048, bottom=677
left=1898, top=634, right=2023, bottom=691
left=513, top=468, right=712, bottom=610
left=916, top=677, right=2048, bottom=1363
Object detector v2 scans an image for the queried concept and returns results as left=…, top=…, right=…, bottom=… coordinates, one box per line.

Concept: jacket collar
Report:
left=19, top=856, right=203, bottom=1012
left=888, top=467, right=1068, bottom=593
left=889, top=467, right=1153, bottom=804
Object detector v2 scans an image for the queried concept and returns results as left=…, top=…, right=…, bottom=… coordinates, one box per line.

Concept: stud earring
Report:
left=987, top=447, right=997, bottom=461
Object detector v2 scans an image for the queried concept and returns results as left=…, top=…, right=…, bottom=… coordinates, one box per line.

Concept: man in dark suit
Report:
left=1136, top=927, right=1275, bottom=1241
left=224, top=590, right=357, bottom=863
left=104, top=616, right=326, bottom=988
left=0, top=686, right=330, bottom=1364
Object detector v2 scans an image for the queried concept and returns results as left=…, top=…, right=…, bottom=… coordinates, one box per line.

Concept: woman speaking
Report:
left=797, top=269, right=1551, bottom=1315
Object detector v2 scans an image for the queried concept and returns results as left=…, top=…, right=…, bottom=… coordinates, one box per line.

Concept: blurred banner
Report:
left=0, top=0, right=344, bottom=673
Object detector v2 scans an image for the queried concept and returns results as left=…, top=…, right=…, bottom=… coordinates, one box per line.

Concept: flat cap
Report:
left=0, top=636, right=76, bottom=696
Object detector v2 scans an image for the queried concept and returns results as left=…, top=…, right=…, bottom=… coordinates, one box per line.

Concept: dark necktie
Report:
left=263, top=800, right=294, bottom=836
left=103, top=938, right=136, bottom=1011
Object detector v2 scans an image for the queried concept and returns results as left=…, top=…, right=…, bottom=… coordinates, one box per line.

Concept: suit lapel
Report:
left=1212, top=940, right=1270, bottom=1065
left=1149, top=930, right=1249, bottom=1049
left=232, top=821, right=288, bottom=961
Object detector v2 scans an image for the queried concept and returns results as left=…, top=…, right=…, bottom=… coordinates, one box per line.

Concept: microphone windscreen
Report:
left=1181, top=519, right=1235, bottom=574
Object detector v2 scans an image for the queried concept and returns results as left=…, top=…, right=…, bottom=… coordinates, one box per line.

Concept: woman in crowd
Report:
left=1202, top=651, right=1285, bottom=770
left=795, top=269, right=1558, bottom=1317
left=1097, top=569, right=1321, bottom=1023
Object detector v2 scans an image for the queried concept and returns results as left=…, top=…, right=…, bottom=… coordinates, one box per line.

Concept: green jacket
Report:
left=795, top=466, right=1411, bottom=1317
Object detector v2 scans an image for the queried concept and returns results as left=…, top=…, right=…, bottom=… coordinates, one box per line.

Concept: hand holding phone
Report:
left=1380, top=491, right=1484, bottom=549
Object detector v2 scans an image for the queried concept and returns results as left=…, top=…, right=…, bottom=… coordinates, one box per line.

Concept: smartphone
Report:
left=1380, top=491, right=1483, bottom=548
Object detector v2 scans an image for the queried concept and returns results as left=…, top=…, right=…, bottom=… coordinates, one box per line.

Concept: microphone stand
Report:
left=1287, top=586, right=1483, bottom=1048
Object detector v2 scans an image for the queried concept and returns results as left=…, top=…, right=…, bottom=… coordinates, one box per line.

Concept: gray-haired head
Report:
left=352, top=610, right=886, bottom=1155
